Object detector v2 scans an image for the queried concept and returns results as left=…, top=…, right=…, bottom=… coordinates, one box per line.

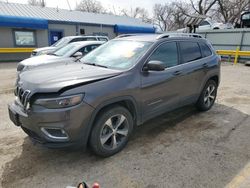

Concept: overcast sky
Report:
left=4, top=0, right=169, bottom=14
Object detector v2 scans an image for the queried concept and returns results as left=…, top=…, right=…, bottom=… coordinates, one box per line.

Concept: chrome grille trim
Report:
left=15, top=87, right=31, bottom=109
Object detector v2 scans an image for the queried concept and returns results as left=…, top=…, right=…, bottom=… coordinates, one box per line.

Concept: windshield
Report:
left=53, top=43, right=81, bottom=57
left=81, top=40, right=152, bottom=70
left=51, top=37, right=71, bottom=47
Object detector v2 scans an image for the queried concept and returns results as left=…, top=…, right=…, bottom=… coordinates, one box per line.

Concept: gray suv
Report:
left=8, top=33, right=220, bottom=157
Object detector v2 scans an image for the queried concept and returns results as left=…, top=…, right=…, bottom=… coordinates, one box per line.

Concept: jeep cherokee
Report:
left=8, top=33, right=220, bottom=157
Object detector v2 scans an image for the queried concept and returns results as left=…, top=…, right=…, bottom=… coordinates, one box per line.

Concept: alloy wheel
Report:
left=100, top=114, right=129, bottom=150
left=204, top=84, right=216, bottom=107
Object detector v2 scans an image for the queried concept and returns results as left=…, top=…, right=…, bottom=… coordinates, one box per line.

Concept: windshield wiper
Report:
left=84, top=62, right=108, bottom=68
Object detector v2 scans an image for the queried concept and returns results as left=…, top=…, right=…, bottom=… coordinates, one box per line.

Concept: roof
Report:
left=114, top=33, right=205, bottom=42
left=0, top=2, right=152, bottom=27
left=71, top=41, right=105, bottom=46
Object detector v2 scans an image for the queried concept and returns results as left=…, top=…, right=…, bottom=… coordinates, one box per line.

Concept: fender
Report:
left=82, top=95, right=141, bottom=147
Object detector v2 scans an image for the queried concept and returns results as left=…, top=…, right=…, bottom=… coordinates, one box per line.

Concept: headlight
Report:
left=38, top=50, right=50, bottom=55
left=34, top=94, right=84, bottom=109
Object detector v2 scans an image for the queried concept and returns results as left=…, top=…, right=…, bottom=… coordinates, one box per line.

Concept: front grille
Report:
left=15, top=87, right=31, bottom=109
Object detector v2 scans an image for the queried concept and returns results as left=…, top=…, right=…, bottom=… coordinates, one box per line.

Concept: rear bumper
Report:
left=8, top=100, right=94, bottom=148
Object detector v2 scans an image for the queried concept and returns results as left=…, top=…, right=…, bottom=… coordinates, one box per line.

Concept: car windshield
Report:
left=81, top=40, right=152, bottom=70
left=51, top=37, right=71, bottom=47
left=53, top=43, right=81, bottom=57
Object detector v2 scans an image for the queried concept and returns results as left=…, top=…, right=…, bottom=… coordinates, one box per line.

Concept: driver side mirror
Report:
left=143, top=60, right=165, bottom=71
left=72, top=52, right=83, bottom=59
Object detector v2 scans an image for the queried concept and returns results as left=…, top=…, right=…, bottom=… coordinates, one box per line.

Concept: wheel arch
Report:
left=84, top=96, right=140, bottom=146
left=198, top=74, right=219, bottom=95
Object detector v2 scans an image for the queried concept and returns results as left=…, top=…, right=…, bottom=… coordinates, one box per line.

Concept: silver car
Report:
left=31, top=36, right=109, bottom=57
left=17, top=41, right=104, bottom=72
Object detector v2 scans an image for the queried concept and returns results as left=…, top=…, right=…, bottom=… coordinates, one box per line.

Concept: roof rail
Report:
left=156, top=33, right=203, bottom=39
left=116, top=34, right=138, bottom=38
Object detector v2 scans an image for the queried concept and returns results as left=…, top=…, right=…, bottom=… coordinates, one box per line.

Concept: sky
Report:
left=4, top=0, right=169, bottom=14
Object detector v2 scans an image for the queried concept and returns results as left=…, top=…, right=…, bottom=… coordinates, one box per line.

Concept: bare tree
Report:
left=121, top=7, right=151, bottom=23
left=76, top=0, right=105, bottom=13
left=153, top=2, right=191, bottom=31
left=190, top=0, right=217, bottom=15
left=216, top=0, right=249, bottom=23
left=28, top=0, right=46, bottom=7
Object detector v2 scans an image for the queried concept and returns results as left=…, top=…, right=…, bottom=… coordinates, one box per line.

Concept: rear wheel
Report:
left=196, top=80, right=217, bottom=111
left=89, top=106, right=134, bottom=157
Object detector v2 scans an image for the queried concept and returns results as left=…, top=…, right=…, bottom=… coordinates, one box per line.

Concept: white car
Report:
left=31, top=36, right=109, bottom=57
left=18, top=41, right=104, bottom=72
left=198, top=19, right=233, bottom=30
left=177, top=19, right=233, bottom=32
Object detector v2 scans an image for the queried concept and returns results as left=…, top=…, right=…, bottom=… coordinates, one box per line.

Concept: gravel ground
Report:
left=0, top=63, right=250, bottom=188
left=0, top=63, right=17, bottom=93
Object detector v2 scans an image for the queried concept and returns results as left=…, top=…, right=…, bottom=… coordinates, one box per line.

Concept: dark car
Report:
left=8, top=33, right=220, bottom=157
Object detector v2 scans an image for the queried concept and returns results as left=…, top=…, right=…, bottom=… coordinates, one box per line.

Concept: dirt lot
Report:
left=0, top=63, right=250, bottom=188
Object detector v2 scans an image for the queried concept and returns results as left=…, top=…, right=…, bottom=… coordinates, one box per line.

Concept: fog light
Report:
left=41, top=127, right=69, bottom=140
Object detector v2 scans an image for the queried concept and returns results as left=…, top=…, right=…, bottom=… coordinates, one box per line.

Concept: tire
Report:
left=196, top=80, right=217, bottom=111
left=89, top=105, right=134, bottom=157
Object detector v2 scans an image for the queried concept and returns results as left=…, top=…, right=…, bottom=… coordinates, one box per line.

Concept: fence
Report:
left=198, top=28, right=250, bottom=62
left=198, top=28, right=250, bottom=51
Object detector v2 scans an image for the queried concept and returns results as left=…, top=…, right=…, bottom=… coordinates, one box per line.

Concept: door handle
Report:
left=203, top=63, right=208, bottom=68
left=173, top=70, right=182, bottom=76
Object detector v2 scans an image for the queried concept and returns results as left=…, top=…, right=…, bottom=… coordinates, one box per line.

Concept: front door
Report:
left=140, top=41, right=184, bottom=121
left=49, top=30, right=63, bottom=45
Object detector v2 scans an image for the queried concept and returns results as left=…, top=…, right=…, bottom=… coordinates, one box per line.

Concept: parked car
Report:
left=8, top=33, right=220, bottom=157
left=17, top=41, right=104, bottom=72
left=198, top=19, right=233, bottom=30
left=177, top=19, right=233, bottom=32
left=31, top=36, right=109, bottom=57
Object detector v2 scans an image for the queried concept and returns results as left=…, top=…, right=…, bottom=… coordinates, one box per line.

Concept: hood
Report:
left=20, top=55, right=65, bottom=66
left=18, top=62, right=122, bottom=94
left=33, top=46, right=56, bottom=53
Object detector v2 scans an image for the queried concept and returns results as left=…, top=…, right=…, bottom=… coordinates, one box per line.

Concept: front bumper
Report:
left=8, top=100, right=94, bottom=148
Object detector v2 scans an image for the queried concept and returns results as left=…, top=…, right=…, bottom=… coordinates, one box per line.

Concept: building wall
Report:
left=0, top=27, right=48, bottom=48
left=48, top=23, right=77, bottom=37
left=0, top=23, right=117, bottom=61
left=0, top=28, right=14, bottom=47
left=36, top=29, right=49, bottom=47
left=78, top=24, right=116, bottom=39
left=0, top=27, right=48, bottom=61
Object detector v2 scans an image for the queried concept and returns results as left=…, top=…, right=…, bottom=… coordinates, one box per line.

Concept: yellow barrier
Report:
left=0, top=48, right=35, bottom=53
left=216, top=47, right=250, bottom=64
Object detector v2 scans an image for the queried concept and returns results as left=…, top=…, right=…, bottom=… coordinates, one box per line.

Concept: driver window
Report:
left=78, top=45, right=99, bottom=55
left=148, top=42, right=178, bottom=68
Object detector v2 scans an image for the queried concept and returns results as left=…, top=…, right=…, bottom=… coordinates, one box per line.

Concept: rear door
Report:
left=177, top=41, right=206, bottom=105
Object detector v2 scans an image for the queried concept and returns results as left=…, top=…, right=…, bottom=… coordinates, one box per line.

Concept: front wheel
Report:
left=196, top=80, right=217, bottom=111
left=89, top=105, right=134, bottom=157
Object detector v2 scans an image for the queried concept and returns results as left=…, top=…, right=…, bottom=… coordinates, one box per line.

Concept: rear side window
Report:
left=199, top=42, right=212, bottom=57
left=70, top=38, right=86, bottom=43
left=98, top=37, right=108, bottom=41
left=70, top=38, right=97, bottom=43
left=179, top=41, right=202, bottom=63
left=149, top=42, right=178, bottom=68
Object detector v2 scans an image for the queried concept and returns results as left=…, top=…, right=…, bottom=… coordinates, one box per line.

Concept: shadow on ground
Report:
left=2, top=103, right=250, bottom=188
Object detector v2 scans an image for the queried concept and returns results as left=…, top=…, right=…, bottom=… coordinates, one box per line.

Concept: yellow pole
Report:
left=234, top=46, right=240, bottom=65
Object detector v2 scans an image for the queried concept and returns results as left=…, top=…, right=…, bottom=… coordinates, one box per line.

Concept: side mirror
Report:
left=143, top=60, right=165, bottom=71
left=72, top=52, right=83, bottom=59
